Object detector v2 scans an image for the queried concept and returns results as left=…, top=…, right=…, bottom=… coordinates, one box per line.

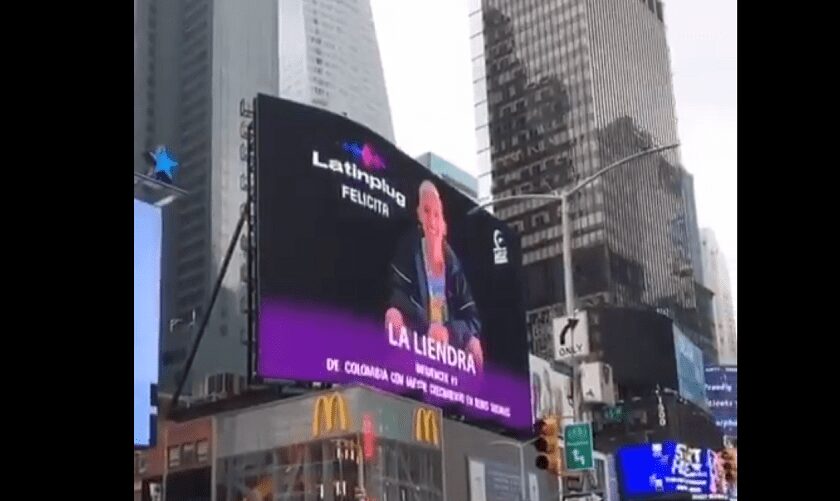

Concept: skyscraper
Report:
left=469, top=0, right=714, bottom=359
left=415, top=152, right=479, bottom=199
left=135, top=0, right=395, bottom=394
left=700, top=229, right=737, bottom=365
left=278, top=0, right=395, bottom=142
left=135, top=0, right=281, bottom=394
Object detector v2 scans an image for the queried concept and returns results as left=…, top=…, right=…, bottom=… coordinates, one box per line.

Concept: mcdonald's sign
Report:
left=311, top=392, right=351, bottom=438
left=413, top=407, right=440, bottom=446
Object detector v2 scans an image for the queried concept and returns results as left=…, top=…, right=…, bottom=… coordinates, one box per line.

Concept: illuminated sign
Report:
left=311, top=392, right=350, bottom=438
left=256, top=95, right=531, bottom=435
left=704, top=366, right=737, bottom=437
left=362, top=413, right=376, bottom=460
left=134, top=199, right=161, bottom=446
left=617, top=442, right=717, bottom=498
left=413, top=407, right=440, bottom=446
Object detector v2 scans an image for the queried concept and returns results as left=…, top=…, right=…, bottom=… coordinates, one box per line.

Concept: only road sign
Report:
left=564, top=422, right=594, bottom=471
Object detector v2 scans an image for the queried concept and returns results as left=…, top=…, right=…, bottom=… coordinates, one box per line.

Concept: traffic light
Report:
left=534, top=415, right=562, bottom=475
left=720, top=447, right=737, bottom=484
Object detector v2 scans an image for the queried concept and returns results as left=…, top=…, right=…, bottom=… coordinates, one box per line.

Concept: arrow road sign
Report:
left=564, top=423, right=594, bottom=471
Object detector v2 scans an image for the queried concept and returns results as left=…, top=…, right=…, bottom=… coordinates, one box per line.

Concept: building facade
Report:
left=135, top=385, right=576, bottom=500
left=415, top=152, right=479, bottom=199
left=593, top=391, right=723, bottom=455
left=469, top=0, right=714, bottom=360
left=278, top=0, right=394, bottom=142
left=134, top=0, right=395, bottom=394
left=134, top=0, right=281, bottom=394
left=700, top=228, right=737, bottom=365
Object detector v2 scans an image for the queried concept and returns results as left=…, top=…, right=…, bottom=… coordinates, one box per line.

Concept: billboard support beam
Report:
left=169, top=207, right=248, bottom=414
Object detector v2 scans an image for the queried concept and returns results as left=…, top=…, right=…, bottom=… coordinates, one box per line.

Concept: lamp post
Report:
left=468, top=143, right=680, bottom=422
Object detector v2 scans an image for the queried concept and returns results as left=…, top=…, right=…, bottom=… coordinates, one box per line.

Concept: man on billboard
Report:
left=385, top=180, right=484, bottom=369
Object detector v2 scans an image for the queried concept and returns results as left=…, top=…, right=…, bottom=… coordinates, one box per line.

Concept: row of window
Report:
left=168, top=439, right=211, bottom=469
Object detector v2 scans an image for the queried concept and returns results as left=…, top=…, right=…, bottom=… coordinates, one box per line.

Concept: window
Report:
left=197, top=440, right=210, bottom=462
left=183, top=442, right=196, bottom=465
left=168, top=445, right=181, bottom=468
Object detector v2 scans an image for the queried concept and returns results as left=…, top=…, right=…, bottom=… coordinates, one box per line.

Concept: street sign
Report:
left=564, top=423, right=594, bottom=471
left=603, top=405, right=624, bottom=423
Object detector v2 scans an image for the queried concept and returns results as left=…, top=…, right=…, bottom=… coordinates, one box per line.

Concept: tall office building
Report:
left=135, top=0, right=280, bottom=394
left=468, top=0, right=715, bottom=359
left=135, top=0, right=395, bottom=394
left=700, top=229, right=737, bottom=365
left=278, top=0, right=395, bottom=142
left=415, top=152, right=479, bottom=199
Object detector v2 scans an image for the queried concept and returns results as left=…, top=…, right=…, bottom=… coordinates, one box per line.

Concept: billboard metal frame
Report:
left=168, top=99, right=257, bottom=413
left=244, top=98, right=258, bottom=386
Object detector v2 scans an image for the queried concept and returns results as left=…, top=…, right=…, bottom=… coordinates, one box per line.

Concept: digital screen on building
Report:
left=254, top=95, right=531, bottom=432
left=704, top=366, right=737, bottom=438
left=616, top=442, right=719, bottom=498
left=134, top=199, right=162, bottom=446
left=673, top=327, right=707, bottom=409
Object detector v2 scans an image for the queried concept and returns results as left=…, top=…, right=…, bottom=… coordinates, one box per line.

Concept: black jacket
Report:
left=387, top=229, right=481, bottom=349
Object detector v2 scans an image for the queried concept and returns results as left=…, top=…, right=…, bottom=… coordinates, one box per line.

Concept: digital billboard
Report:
left=254, top=95, right=531, bottom=432
left=673, top=327, right=707, bottom=409
left=134, top=199, right=161, bottom=445
left=704, top=366, right=737, bottom=438
left=616, top=442, right=721, bottom=498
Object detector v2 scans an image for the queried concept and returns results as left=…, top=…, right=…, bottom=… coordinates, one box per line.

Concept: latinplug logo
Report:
left=342, top=141, right=386, bottom=171
left=493, top=229, right=509, bottom=265
left=312, top=140, right=406, bottom=218
left=311, top=392, right=351, bottom=438
left=413, top=407, right=440, bottom=446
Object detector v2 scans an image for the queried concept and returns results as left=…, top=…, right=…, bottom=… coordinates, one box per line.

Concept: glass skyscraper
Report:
left=279, top=0, right=395, bottom=142
left=415, top=152, right=479, bottom=199
left=135, top=0, right=395, bottom=394
left=469, top=0, right=715, bottom=360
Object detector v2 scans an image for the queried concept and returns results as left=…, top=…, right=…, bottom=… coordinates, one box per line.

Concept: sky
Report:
left=370, top=0, right=737, bottom=316
left=134, top=199, right=162, bottom=445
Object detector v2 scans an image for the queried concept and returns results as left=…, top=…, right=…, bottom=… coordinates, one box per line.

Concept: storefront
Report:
left=213, top=386, right=444, bottom=500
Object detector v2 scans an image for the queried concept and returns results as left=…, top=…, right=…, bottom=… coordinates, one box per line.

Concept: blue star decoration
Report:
left=151, top=146, right=178, bottom=184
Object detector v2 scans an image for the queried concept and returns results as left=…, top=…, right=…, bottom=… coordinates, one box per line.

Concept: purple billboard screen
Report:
left=255, top=95, right=531, bottom=433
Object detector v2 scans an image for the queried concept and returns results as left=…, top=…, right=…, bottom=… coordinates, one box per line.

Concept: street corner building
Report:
left=135, top=385, right=566, bottom=501
left=212, top=386, right=445, bottom=500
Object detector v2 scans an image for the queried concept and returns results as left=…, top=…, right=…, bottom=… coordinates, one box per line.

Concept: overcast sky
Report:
left=371, top=0, right=737, bottom=316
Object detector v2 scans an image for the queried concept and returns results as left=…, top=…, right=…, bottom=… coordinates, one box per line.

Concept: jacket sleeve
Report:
left=445, top=263, right=481, bottom=349
left=388, top=239, right=429, bottom=335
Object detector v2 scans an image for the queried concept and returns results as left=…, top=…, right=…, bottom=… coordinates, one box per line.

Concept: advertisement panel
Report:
left=616, top=442, right=717, bottom=498
left=134, top=199, right=161, bottom=446
left=529, top=355, right=572, bottom=425
left=673, top=327, right=707, bottom=409
left=704, top=366, right=737, bottom=438
left=255, top=95, right=531, bottom=432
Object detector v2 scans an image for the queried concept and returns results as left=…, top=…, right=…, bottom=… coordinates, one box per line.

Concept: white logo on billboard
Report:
left=312, top=150, right=407, bottom=218
left=493, top=230, right=508, bottom=265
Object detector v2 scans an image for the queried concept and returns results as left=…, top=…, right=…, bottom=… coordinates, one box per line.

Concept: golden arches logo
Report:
left=312, top=392, right=350, bottom=438
left=413, top=407, right=440, bottom=446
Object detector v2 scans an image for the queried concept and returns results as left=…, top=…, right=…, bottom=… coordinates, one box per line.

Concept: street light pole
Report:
left=468, top=143, right=680, bottom=423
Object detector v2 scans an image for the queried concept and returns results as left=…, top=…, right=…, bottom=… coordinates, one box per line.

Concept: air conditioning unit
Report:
left=580, top=361, right=616, bottom=406
left=195, top=372, right=247, bottom=400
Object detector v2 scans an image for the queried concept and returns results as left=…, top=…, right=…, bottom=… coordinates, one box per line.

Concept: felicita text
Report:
left=388, top=324, right=477, bottom=375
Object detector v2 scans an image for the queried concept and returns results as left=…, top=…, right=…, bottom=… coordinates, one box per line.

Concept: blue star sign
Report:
left=151, top=146, right=178, bottom=184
